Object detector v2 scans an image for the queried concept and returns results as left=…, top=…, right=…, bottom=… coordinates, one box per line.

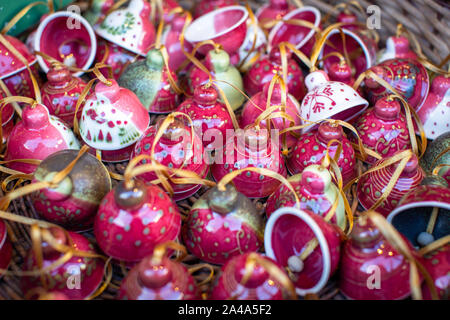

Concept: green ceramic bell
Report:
left=83, top=0, right=114, bottom=26
left=420, top=131, right=450, bottom=185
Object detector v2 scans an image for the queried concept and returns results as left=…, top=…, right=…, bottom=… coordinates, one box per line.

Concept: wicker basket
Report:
left=0, top=0, right=448, bottom=300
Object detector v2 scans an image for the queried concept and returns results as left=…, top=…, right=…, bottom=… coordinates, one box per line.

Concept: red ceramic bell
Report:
left=41, top=64, right=88, bottom=126
left=266, top=165, right=347, bottom=230
left=378, top=36, right=417, bottom=63
left=339, top=217, right=414, bottom=300
left=32, top=149, right=112, bottom=231
left=211, top=125, right=287, bottom=198
left=0, top=219, right=12, bottom=278
left=240, top=81, right=302, bottom=149
left=350, top=96, right=412, bottom=164
left=94, top=180, right=182, bottom=262
left=363, top=58, right=429, bottom=111
left=210, top=252, right=295, bottom=300
left=118, top=253, right=199, bottom=300
left=78, top=79, right=150, bottom=162
left=287, top=122, right=356, bottom=185
left=421, top=244, right=449, bottom=300
left=131, top=118, right=208, bottom=201
left=256, top=0, right=294, bottom=24
left=265, top=207, right=342, bottom=296
left=193, top=0, right=238, bottom=18
left=5, top=103, right=80, bottom=174
left=357, top=152, right=425, bottom=217
left=244, top=47, right=306, bottom=101
left=182, top=184, right=264, bottom=265
left=0, top=88, right=15, bottom=143
left=21, top=227, right=105, bottom=300
left=176, top=84, right=233, bottom=148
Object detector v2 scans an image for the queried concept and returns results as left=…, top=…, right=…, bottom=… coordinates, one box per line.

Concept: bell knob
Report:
left=262, top=81, right=283, bottom=104
left=374, top=97, right=401, bottom=121
left=305, top=70, right=329, bottom=92
left=47, top=64, right=72, bottom=86
left=137, top=257, right=173, bottom=289
left=269, top=0, right=289, bottom=10
left=145, top=49, right=164, bottom=71
left=301, top=167, right=328, bottom=194
left=206, top=49, right=230, bottom=73
left=396, top=153, right=419, bottom=177
left=94, top=79, right=121, bottom=103
left=207, top=184, right=239, bottom=215
left=430, top=75, right=450, bottom=96
left=114, top=180, right=147, bottom=210
left=350, top=217, right=383, bottom=248
left=244, top=125, right=269, bottom=151
left=317, top=122, right=343, bottom=144
left=22, top=103, right=50, bottom=130
left=328, top=61, right=352, bottom=83
left=159, top=118, right=187, bottom=144
left=194, top=85, right=218, bottom=107
left=42, top=227, right=67, bottom=257
left=234, top=255, right=269, bottom=289
left=364, top=66, right=385, bottom=89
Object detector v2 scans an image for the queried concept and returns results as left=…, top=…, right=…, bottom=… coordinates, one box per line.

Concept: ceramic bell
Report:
left=256, top=0, right=294, bottom=24
left=21, top=228, right=105, bottom=300
left=193, top=0, right=238, bottom=18
left=357, top=152, right=425, bottom=217
left=41, top=64, right=88, bottom=126
left=363, top=58, right=429, bottom=111
left=176, top=84, right=234, bottom=148
left=131, top=118, right=208, bottom=201
left=0, top=219, right=12, bottom=278
left=78, top=79, right=150, bottom=162
left=151, top=0, right=180, bottom=24
left=416, top=75, right=450, bottom=140
left=239, top=81, right=301, bottom=149
left=266, top=165, right=346, bottom=230
left=182, top=184, right=264, bottom=265
left=83, top=0, right=115, bottom=26
left=0, top=35, right=40, bottom=99
left=32, top=149, right=112, bottom=231
left=377, top=36, right=417, bottom=64
left=420, top=131, right=450, bottom=185
left=265, top=207, right=342, bottom=296
left=287, top=122, right=356, bottom=184
left=118, top=49, right=179, bottom=114
left=339, top=217, right=414, bottom=300
left=350, top=96, right=412, bottom=164
left=94, top=181, right=182, bottom=262
left=387, top=176, right=450, bottom=248
left=421, top=244, right=449, bottom=300
left=244, top=47, right=306, bottom=101
left=210, top=252, right=294, bottom=300
left=327, top=60, right=355, bottom=86
left=300, top=70, right=369, bottom=133
left=236, top=18, right=267, bottom=69
left=211, top=125, right=287, bottom=198
left=118, top=253, right=199, bottom=300
left=186, top=48, right=244, bottom=111
left=5, top=103, right=80, bottom=174
left=0, top=88, right=15, bottom=143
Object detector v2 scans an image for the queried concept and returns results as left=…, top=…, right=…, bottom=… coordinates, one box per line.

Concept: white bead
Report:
left=417, top=232, right=434, bottom=247
left=288, top=255, right=304, bottom=273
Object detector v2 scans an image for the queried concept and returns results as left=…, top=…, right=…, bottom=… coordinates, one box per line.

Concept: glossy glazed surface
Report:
left=0, top=220, right=12, bottom=278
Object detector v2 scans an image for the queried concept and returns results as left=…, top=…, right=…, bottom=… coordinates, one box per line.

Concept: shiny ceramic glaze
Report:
left=357, top=152, right=424, bottom=216
left=256, top=0, right=294, bottom=25
left=21, top=228, right=105, bottom=299
left=265, top=207, right=342, bottom=296
left=176, top=84, right=233, bottom=148
left=41, top=64, right=88, bottom=126
left=363, top=58, right=429, bottom=111
left=32, top=150, right=112, bottom=231
left=416, top=75, right=450, bottom=140
left=94, top=181, right=182, bottom=262
left=240, top=82, right=302, bottom=149
left=185, top=48, right=244, bottom=111
left=119, top=49, right=179, bottom=114
left=5, top=103, right=80, bottom=174
left=266, top=165, right=346, bottom=230
left=244, top=47, right=306, bottom=101
left=211, top=126, right=287, bottom=198
left=377, top=36, right=417, bottom=64
left=300, top=70, right=368, bottom=133
left=287, top=122, right=356, bottom=185
left=194, top=0, right=238, bottom=19
left=118, top=255, right=199, bottom=300
left=83, top=0, right=115, bottom=26
left=131, top=118, right=208, bottom=201
left=0, top=219, right=12, bottom=278
left=350, top=97, right=412, bottom=164
left=339, top=218, right=413, bottom=300
left=420, top=131, right=450, bottom=185
left=210, top=252, right=291, bottom=300
left=421, top=244, right=449, bottom=300
left=327, top=61, right=355, bottom=86
left=79, top=79, right=150, bottom=162
left=182, top=184, right=264, bottom=265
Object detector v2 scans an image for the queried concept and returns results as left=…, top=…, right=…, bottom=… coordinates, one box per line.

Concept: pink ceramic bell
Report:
left=118, top=252, right=199, bottom=300
left=193, top=0, right=238, bottom=18
left=339, top=217, right=414, bottom=300
left=32, top=149, right=112, bottom=231
left=0, top=35, right=40, bottom=99
left=5, top=103, right=80, bottom=174
left=176, top=84, right=233, bottom=148
left=131, top=118, right=208, bottom=201
left=0, top=88, right=15, bottom=143
left=182, top=184, right=264, bottom=265
left=327, top=60, right=355, bottom=86
left=244, top=47, right=306, bottom=101
left=211, top=125, right=287, bottom=199
left=287, top=122, right=356, bottom=185
left=357, top=152, right=425, bottom=216
left=240, top=81, right=301, bottom=149
left=421, top=244, right=449, bottom=300
left=265, top=207, right=342, bottom=296
left=21, top=227, right=105, bottom=300
left=41, top=64, right=88, bottom=126
left=363, top=58, right=429, bottom=111
left=416, top=75, right=449, bottom=140
left=0, top=219, right=12, bottom=278
left=266, top=165, right=347, bottom=230
left=350, top=96, right=412, bottom=164
left=256, top=0, right=294, bottom=24
left=78, top=79, right=150, bottom=162
left=378, top=36, right=417, bottom=63
left=94, top=180, right=182, bottom=262
left=210, top=252, right=295, bottom=300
